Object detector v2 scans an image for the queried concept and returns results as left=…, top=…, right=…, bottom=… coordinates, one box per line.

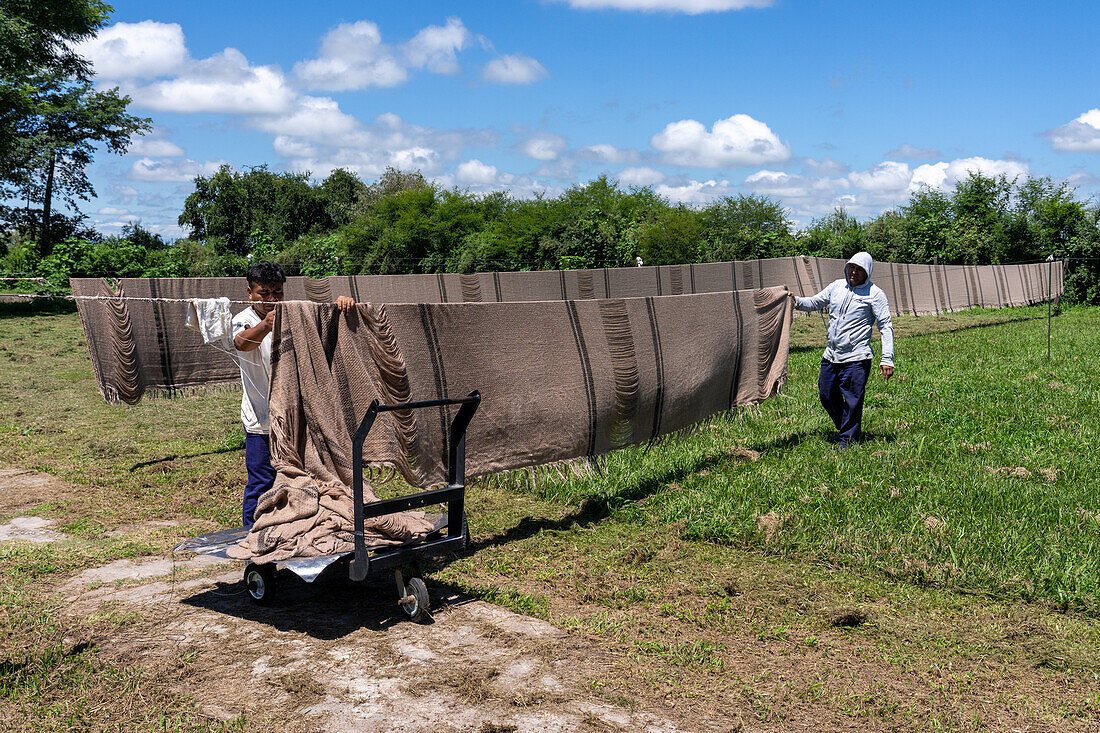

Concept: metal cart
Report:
left=173, top=391, right=480, bottom=622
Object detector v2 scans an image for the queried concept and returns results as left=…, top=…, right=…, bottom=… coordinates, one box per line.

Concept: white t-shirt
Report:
left=231, top=307, right=272, bottom=434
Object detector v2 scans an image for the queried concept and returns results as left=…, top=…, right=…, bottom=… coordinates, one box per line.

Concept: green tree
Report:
left=0, top=0, right=111, bottom=185
left=178, top=165, right=327, bottom=254
left=798, top=208, right=866, bottom=259
left=943, top=172, right=1016, bottom=264
left=15, top=76, right=148, bottom=253
left=698, top=194, right=792, bottom=261
left=2, top=1, right=149, bottom=252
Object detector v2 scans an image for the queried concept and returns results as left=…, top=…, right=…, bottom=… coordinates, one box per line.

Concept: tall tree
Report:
left=17, top=76, right=148, bottom=252
left=1, top=1, right=149, bottom=251
left=0, top=0, right=110, bottom=191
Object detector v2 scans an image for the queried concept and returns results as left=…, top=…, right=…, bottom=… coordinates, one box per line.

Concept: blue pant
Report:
left=818, top=359, right=872, bottom=445
left=244, top=432, right=275, bottom=529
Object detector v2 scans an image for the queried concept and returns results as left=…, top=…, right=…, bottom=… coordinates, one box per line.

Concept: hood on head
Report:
left=847, top=251, right=873, bottom=279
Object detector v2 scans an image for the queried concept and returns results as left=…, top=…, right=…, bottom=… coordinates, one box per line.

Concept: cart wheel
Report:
left=399, top=576, right=430, bottom=622
left=244, top=563, right=277, bottom=606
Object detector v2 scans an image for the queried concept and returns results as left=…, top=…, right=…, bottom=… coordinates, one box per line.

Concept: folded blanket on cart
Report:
left=228, top=287, right=793, bottom=563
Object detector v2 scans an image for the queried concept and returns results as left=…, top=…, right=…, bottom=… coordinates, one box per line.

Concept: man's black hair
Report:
left=246, top=261, right=286, bottom=286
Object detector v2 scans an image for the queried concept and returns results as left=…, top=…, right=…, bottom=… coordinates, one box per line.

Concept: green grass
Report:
left=3, top=299, right=1100, bottom=730
left=467, top=304, right=1100, bottom=613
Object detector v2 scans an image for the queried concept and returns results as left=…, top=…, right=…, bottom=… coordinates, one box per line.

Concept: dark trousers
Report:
left=818, top=359, right=872, bottom=445
left=244, top=432, right=275, bottom=529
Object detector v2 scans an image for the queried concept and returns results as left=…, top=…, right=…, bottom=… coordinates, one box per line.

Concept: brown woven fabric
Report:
left=71, top=257, right=1063, bottom=403
left=223, top=286, right=791, bottom=562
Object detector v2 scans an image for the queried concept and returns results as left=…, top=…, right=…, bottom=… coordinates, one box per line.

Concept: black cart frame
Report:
left=349, top=390, right=480, bottom=581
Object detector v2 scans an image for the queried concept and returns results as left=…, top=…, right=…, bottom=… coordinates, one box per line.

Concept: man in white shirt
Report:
left=792, top=252, right=895, bottom=448
left=232, top=262, right=353, bottom=527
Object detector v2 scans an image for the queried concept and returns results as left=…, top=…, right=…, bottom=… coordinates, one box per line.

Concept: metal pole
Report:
left=1046, top=254, right=1053, bottom=361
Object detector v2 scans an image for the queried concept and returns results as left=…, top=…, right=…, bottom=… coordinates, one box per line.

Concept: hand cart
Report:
left=173, top=391, right=480, bottom=622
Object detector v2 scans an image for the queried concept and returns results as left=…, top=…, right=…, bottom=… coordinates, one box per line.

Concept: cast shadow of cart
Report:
left=179, top=560, right=451, bottom=640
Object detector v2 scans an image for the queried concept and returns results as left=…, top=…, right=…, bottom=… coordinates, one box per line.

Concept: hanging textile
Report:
left=71, top=257, right=1064, bottom=403
left=225, top=286, right=792, bottom=562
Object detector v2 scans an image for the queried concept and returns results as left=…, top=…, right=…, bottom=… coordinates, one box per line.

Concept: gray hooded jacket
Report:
left=794, top=252, right=894, bottom=366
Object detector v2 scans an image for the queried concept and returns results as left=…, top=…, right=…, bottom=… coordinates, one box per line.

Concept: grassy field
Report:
left=2, top=299, right=1100, bottom=731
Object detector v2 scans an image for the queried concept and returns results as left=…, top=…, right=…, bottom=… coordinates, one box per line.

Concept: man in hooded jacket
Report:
left=793, top=252, right=894, bottom=447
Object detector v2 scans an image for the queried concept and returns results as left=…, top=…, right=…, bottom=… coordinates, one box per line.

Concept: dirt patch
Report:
left=54, top=556, right=698, bottom=732
left=0, top=515, right=64, bottom=543
left=0, top=466, right=87, bottom=514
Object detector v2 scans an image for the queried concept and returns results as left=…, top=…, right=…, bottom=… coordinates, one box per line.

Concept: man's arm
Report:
left=793, top=282, right=833, bottom=312
left=234, top=310, right=275, bottom=352
left=872, top=292, right=894, bottom=378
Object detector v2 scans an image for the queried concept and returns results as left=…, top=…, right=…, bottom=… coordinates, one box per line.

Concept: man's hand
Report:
left=880, top=364, right=894, bottom=380
left=336, top=296, right=355, bottom=313
left=261, top=308, right=276, bottom=329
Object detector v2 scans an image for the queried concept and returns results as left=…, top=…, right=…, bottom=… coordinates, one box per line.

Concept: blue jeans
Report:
left=818, top=359, right=872, bottom=445
left=243, top=432, right=275, bottom=529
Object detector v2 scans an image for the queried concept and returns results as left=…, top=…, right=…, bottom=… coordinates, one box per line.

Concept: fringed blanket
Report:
left=71, top=257, right=1063, bottom=404
left=225, top=287, right=792, bottom=562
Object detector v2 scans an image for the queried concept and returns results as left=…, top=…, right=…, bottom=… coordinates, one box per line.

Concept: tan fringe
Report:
left=577, top=271, right=596, bottom=299
left=101, top=280, right=144, bottom=405
left=598, top=299, right=640, bottom=449
left=363, top=303, right=425, bottom=486
left=670, top=266, right=684, bottom=295
left=304, top=278, right=333, bottom=303
left=460, top=274, right=483, bottom=302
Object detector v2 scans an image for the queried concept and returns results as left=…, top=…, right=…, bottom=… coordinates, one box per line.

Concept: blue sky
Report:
left=73, top=0, right=1100, bottom=237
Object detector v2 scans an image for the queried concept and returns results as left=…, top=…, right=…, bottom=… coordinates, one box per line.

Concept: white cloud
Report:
left=655, top=178, right=733, bottom=204
left=391, top=147, right=440, bottom=172
left=403, top=17, right=470, bottom=74
left=520, top=132, right=568, bottom=161
left=801, top=157, right=850, bottom=175
left=254, top=96, right=358, bottom=138
left=1064, top=170, right=1099, bottom=187
left=744, top=170, right=849, bottom=200
left=909, top=157, right=1029, bottom=191
left=481, top=54, right=548, bottom=84
left=884, top=142, right=942, bottom=160
left=126, top=135, right=185, bottom=157
left=554, top=0, right=773, bottom=13
left=295, top=18, right=477, bottom=91
left=75, top=21, right=187, bottom=79
left=578, top=143, right=639, bottom=163
left=294, top=21, right=407, bottom=91
left=847, top=161, right=912, bottom=192
left=97, top=206, right=132, bottom=216
left=1048, top=109, right=1100, bottom=153
left=651, top=114, right=790, bottom=167
left=129, top=158, right=226, bottom=182
left=455, top=159, right=499, bottom=185
left=124, top=48, right=295, bottom=114
left=269, top=111, right=499, bottom=180
left=617, top=166, right=665, bottom=186
left=272, top=136, right=318, bottom=159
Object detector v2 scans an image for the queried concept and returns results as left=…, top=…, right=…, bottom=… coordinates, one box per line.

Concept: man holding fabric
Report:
left=793, top=252, right=894, bottom=448
left=232, top=261, right=354, bottom=527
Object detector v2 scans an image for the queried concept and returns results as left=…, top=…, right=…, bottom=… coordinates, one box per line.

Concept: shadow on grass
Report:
left=474, top=429, right=843, bottom=552
left=0, top=298, right=77, bottom=319
left=129, top=444, right=244, bottom=471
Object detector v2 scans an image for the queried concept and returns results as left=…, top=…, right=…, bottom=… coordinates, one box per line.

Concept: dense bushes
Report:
left=3, top=167, right=1099, bottom=303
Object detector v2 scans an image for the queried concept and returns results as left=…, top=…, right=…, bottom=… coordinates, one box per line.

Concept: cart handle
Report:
left=350, top=390, right=480, bottom=581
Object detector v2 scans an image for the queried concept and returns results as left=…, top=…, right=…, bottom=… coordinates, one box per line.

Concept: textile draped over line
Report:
left=226, top=287, right=791, bottom=563
left=71, top=257, right=1063, bottom=405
